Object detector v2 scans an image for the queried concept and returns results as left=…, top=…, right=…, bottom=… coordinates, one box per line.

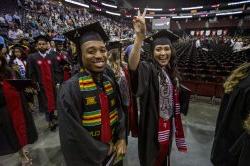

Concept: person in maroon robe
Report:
left=0, top=55, right=38, bottom=165
left=26, top=35, right=57, bottom=131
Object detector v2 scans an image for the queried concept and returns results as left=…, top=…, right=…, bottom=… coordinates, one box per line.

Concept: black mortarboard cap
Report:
left=33, top=34, right=50, bottom=43
left=63, top=22, right=109, bottom=47
left=107, top=41, right=122, bottom=51
left=19, top=37, right=30, bottom=42
left=10, top=44, right=27, bottom=51
left=6, top=79, right=33, bottom=90
left=144, top=29, right=179, bottom=45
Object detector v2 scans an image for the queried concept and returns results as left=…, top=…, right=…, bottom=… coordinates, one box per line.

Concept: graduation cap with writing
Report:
left=53, top=35, right=66, bottom=44
left=63, top=22, right=109, bottom=47
left=144, top=30, right=179, bottom=49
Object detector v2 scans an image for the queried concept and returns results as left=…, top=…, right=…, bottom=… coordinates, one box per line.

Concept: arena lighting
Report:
left=64, top=0, right=89, bottom=8
left=181, top=6, right=203, bottom=10
left=145, top=8, right=163, bottom=11
left=145, top=16, right=154, bottom=19
left=216, top=11, right=243, bottom=16
left=134, top=7, right=139, bottom=10
left=126, top=15, right=131, bottom=18
left=105, top=11, right=121, bottom=16
left=169, top=8, right=176, bottom=11
left=172, top=15, right=193, bottom=19
left=92, top=0, right=97, bottom=2
left=101, top=2, right=117, bottom=8
left=228, top=0, right=250, bottom=6
left=96, top=8, right=101, bottom=11
left=211, top=4, right=220, bottom=8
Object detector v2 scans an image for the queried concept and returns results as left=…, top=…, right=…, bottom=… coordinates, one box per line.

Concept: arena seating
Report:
left=175, top=40, right=248, bottom=98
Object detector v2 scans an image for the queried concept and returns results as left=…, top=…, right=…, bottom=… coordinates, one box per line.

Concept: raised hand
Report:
left=133, top=9, right=147, bottom=40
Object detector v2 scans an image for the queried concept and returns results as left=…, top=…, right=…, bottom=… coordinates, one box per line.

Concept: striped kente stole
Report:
left=79, top=71, right=119, bottom=141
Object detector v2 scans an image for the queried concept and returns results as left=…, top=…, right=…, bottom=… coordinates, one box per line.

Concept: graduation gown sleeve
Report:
left=229, top=132, right=250, bottom=166
left=211, top=76, right=250, bottom=165
left=57, top=77, right=109, bottom=166
left=26, top=55, right=35, bottom=80
left=130, top=61, right=152, bottom=96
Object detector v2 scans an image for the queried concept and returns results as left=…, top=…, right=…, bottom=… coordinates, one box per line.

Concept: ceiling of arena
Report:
left=123, top=0, right=241, bottom=8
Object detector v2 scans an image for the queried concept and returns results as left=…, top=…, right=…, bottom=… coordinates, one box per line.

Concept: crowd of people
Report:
left=0, top=0, right=133, bottom=44
left=0, top=1, right=250, bottom=166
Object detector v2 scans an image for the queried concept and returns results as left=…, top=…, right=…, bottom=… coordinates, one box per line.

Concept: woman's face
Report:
left=81, top=40, right=107, bottom=73
left=13, top=48, right=22, bottom=58
left=153, top=44, right=171, bottom=67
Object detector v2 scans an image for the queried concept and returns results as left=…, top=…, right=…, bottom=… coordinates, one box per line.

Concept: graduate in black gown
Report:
left=26, top=35, right=57, bottom=131
left=107, top=41, right=138, bottom=140
left=0, top=55, right=37, bottom=165
left=52, top=35, right=71, bottom=85
left=128, top=10, right=187, bottom=166
left=211, top=62, right=250, bottom=166
left=58, top=22, right=126, bottom=166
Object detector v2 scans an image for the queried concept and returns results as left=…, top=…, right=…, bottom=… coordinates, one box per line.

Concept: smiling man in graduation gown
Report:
left=26, top=34, right=57, bottom=131
left=58, top=22, right=126, bottom=166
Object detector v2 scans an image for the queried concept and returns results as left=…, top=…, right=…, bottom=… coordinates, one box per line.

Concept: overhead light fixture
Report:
left=211, top=4, right=220, bottom=8
left=228, top=0, right=250, bottom=5
left=105, top=11, right=121, bottom=16
left=181, top=6, right=203, bottom=10
left=145, top=8, right=163, bottom=11
left=172, top=15, right=193, bottom=19
left=92, top=0, right=97, bottom=2
left=169, top=8, right=176, bottom=12
left=96, top=8, right=101, bottom=11
left=145, top=16, right=154, bottom=19
left=216, top=11, right=243, bottom=16
left=101, top=2, right=117, bottom=8
left=64, top=0, right=89, bottom=8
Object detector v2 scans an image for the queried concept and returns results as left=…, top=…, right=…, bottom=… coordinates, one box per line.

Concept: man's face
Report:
left=36, top=40, right=48, bottom=53
left=153, top=44, right=172, bottom=67
left=81, top=40, right=107, bottom=73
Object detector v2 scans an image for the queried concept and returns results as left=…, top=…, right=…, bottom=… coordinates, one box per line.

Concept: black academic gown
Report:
left=57, top=73, right=125, bottom=166
left=53, top=50, right=71, bottom=85
left=130, top=61, right=173, bottom=166
left=0, top=70, right=38, bottom=156
left=26, top=51, right=57, bottom=113
left=211, top=74, right=250, bottom=166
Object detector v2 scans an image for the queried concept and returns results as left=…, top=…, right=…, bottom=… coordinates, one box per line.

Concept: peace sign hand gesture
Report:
left=133, top=9, right=147, bottom=40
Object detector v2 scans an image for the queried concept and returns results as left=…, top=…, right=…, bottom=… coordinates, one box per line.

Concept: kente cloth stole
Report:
left=79, top=71, right=119, bottom=143
left=156, top=71, right=187, bottom=166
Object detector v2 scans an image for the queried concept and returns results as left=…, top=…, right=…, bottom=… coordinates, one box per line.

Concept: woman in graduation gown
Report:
left=57, top=22, right=126, bottom=166
left=211, top=62, right=250, bottom=166
left=107, top=41, right=138, bottom=140
left=128, top=10, right=187, bottom=166
left=0, top=55, right=38, bottom=165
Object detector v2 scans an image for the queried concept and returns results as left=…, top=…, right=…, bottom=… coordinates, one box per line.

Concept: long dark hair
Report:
left=150, top=44, right=181, bottom=86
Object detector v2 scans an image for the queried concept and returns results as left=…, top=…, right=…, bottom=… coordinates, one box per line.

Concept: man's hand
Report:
left=114, top=139, right=127, bottom=158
